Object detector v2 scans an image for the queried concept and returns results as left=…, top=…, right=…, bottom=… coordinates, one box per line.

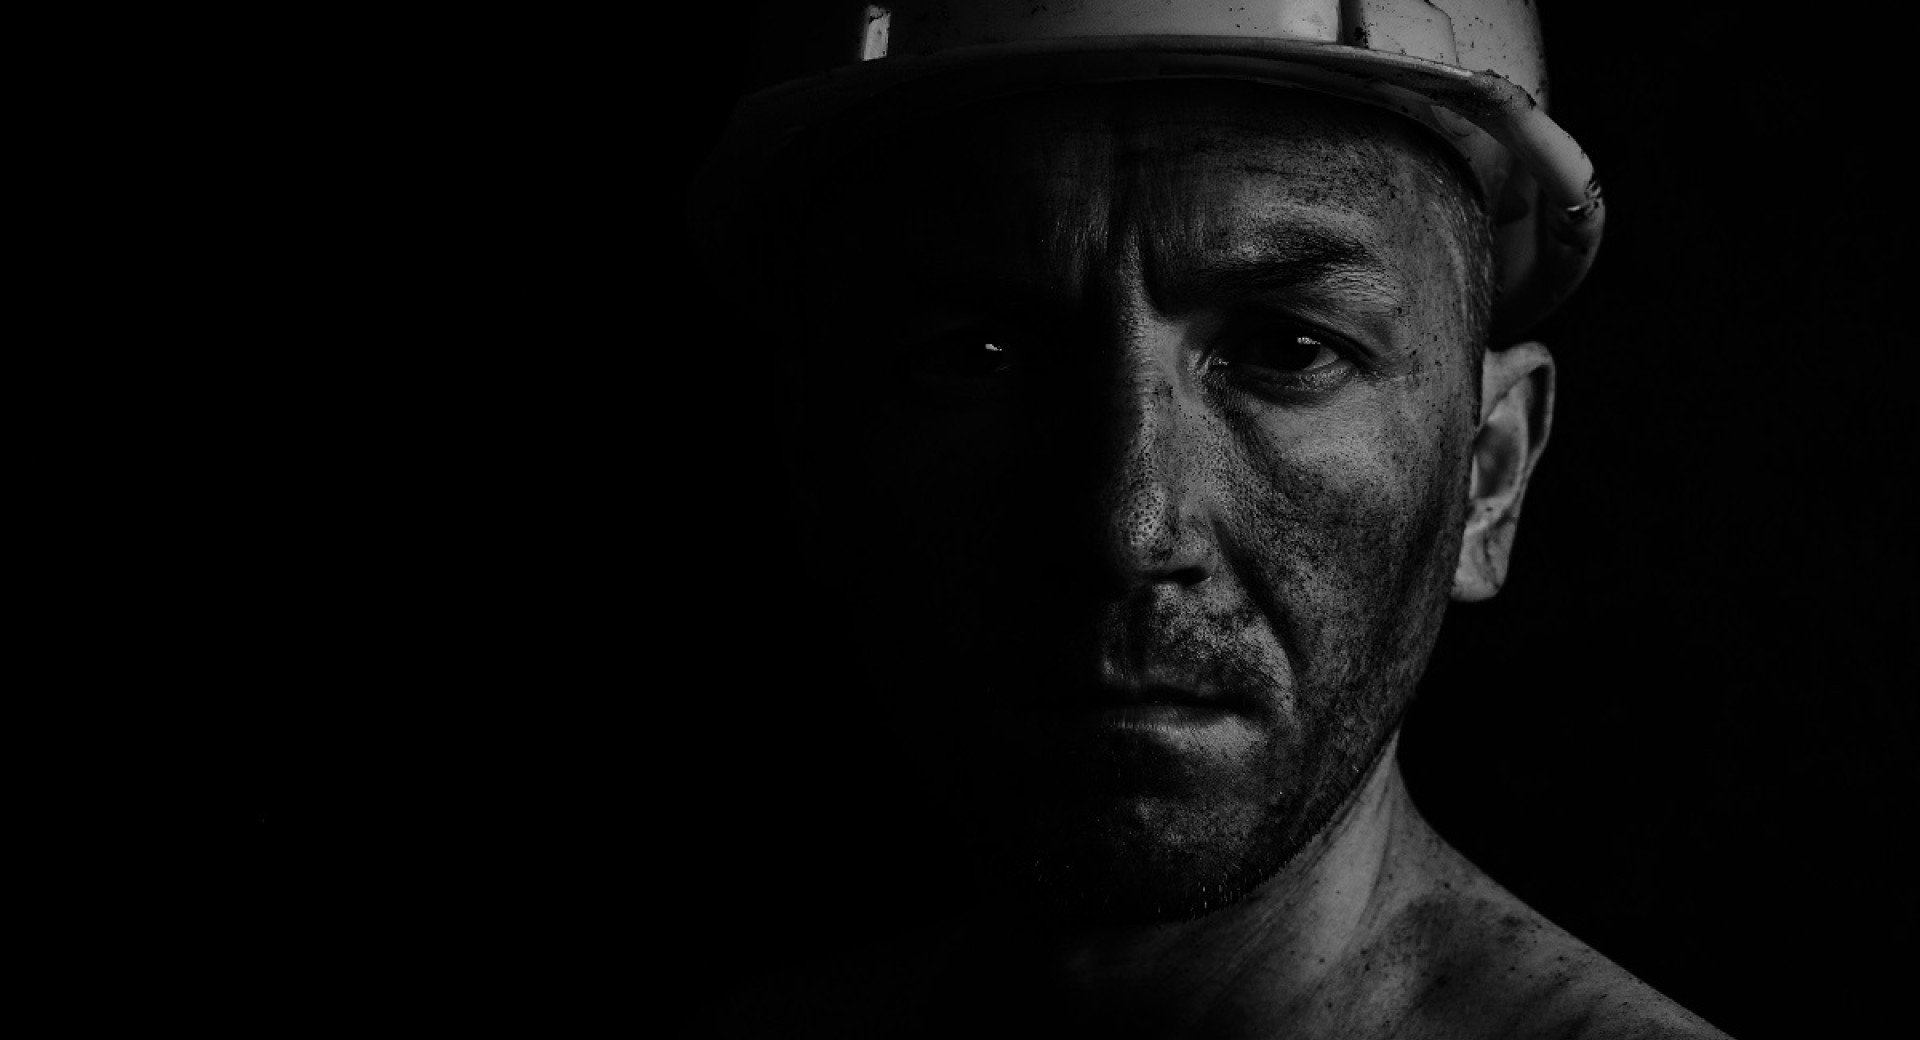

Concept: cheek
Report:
left=1213, top=391, right=1470, bottom=685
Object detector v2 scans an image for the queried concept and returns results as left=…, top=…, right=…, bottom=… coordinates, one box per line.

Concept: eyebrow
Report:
left=1147, top=221, right=1406, bottom=314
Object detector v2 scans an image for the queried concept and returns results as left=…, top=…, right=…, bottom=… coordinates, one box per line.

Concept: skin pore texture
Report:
left=734, top=83, right=1728, bottom=1040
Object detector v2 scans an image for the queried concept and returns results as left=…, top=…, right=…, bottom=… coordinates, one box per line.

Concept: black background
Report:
left=222, top=6, right=1912, bottom=1037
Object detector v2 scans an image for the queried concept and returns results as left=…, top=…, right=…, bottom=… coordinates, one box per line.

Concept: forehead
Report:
left=802, top=82, right=1476, bottom=311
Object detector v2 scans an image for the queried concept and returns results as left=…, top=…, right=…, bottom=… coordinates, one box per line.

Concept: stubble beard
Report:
left=958, top=498, right=1463, bottom=929
left=963, top=671, right=1418, bottom=928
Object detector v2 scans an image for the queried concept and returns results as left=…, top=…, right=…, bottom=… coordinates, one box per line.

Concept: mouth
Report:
left=1104, top=680, right=1216, bottom=705
left=977, top=675, right=1269, bottom=782
left=1029, top=680, right=1261, bottom=760
left=1077, top=678, right=1237, bottom=711
left=1045, top=679, right=1251, bottom=730
left=1092, top=699, right=1238, bottom=728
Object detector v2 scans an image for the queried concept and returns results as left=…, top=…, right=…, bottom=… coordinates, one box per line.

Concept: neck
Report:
left=960, top=735, right=1430, bottom=1038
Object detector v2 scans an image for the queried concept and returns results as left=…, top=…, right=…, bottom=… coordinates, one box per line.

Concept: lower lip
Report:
left=1072, top=703, right=1259, bottom=750
left=1004, top=702, right=1265, bottom=773
left=1096, top=702, right=1236, bottom=729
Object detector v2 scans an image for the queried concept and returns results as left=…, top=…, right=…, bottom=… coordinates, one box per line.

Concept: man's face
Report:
left=785, top=83, right=1487, bottom=923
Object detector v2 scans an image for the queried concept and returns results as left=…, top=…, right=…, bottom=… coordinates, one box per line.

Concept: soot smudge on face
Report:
left=781, top=81, right=1492, bottom=925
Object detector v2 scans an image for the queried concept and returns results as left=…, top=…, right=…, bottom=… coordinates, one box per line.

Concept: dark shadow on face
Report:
left=779, top=81, right=1489, bottom=925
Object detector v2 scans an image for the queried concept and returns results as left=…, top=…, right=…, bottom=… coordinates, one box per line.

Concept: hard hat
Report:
left=691, top=0, right=1604, bottom=341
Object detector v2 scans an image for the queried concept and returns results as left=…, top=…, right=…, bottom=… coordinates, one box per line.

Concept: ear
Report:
left=1452, top=340, right=1555, bottom=602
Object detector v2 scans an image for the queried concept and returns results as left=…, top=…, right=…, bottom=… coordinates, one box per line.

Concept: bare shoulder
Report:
left=1478, top=913, right=1731, bottom=1040
left=1357, top=866, right=1734, bottom=1040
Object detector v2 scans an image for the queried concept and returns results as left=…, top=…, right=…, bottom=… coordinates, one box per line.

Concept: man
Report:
left=691, top=2, right=1729, bottom=1037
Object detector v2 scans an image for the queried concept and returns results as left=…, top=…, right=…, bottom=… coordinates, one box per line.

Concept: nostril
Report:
left=1167, top=565, right=1211, bottom=588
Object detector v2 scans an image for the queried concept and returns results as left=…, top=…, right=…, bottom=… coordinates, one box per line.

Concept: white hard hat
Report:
left=692, top=0, right=1604, bottom=340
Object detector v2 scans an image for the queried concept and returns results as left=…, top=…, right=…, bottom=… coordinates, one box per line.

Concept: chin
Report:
left=960, top=784, right=1319, bottom=927
left=954, top=707, right=1406, bottom=928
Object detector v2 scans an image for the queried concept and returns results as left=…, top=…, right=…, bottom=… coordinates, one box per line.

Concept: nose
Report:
left=1086, top=321, right=1215, bottom=592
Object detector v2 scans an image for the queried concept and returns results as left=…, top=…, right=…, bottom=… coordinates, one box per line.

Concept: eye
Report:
left=1206, top=317, right=1356, bottom=397
left=1211, top=322, right=1341, bottom=374
left=909, top=327, right=1022, bottom=383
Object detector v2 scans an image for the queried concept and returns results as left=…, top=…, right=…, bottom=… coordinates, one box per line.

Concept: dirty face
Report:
left=786, top=83, right=1490, bottom=924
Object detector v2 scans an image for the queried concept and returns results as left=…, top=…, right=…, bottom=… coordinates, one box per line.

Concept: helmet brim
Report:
left=691, top=35, right=1602, bottom=339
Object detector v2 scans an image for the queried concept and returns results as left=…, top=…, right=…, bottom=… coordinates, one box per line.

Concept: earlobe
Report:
left=1452, top=341, right=1555, bottom=602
